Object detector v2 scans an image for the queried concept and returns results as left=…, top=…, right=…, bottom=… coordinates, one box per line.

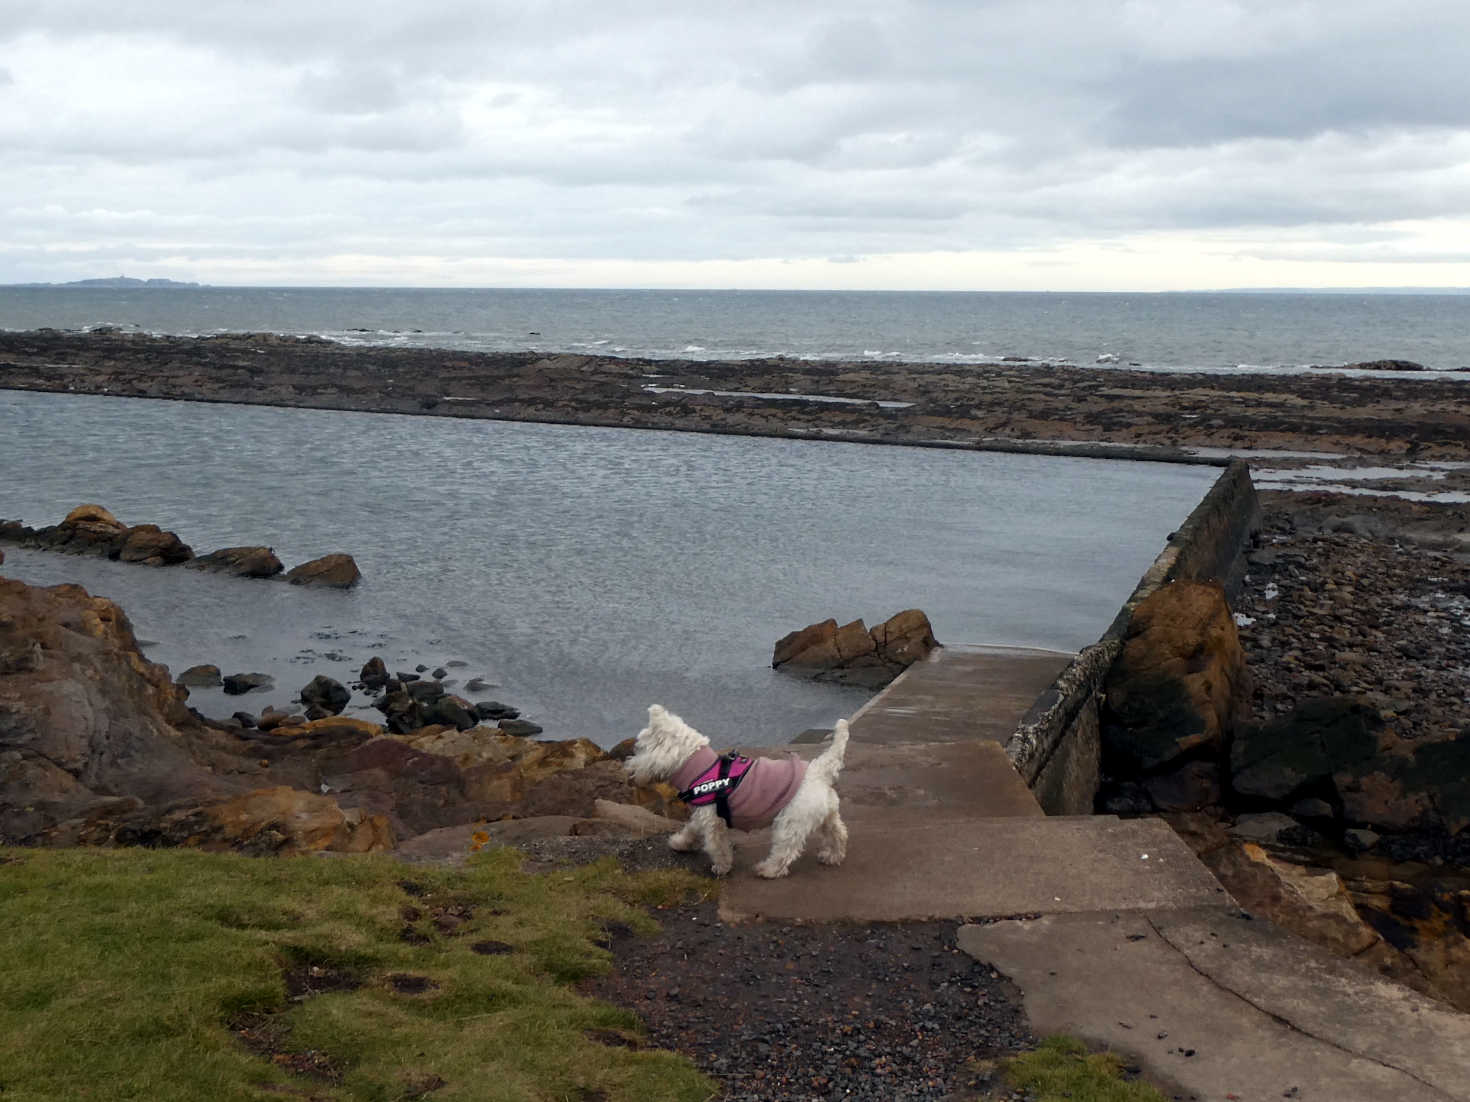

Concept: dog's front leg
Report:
left=697, top=809, right=735, bottom=877
left=667, top=822, right=701, bottom=852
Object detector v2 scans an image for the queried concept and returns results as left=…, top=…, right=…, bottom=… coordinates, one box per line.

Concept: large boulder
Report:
left=285, top=553, right=361, bottom=588
left=772, top=609, right=939, bottom=689
left=1102, top=580, right=1248, bottom=774
left=187, top=546, right=284, bottom=578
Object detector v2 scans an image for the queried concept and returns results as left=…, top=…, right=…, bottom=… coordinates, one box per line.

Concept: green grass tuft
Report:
left=0, top=845, right=715, bottom=1102
left=1003, top=1036, right=1169, bottom=1102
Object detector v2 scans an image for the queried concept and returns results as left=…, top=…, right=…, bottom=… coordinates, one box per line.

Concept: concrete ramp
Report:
left=719, top=814, right=1230, bottom=923
left=831, top=644, right=1074, bottom=746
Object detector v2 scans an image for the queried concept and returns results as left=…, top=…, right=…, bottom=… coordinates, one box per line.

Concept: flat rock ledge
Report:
left=0, top=504, right=359, bottom=587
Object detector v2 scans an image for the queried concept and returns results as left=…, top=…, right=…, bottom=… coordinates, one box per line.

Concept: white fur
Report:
left=624, top=704, right=850, bottom=879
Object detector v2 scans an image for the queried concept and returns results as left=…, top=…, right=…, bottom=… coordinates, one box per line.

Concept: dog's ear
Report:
left=647, top=704, right=666, bottom=721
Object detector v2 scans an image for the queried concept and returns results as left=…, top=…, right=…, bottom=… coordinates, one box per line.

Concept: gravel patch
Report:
left=584, top=899, right=1035, bottom=1102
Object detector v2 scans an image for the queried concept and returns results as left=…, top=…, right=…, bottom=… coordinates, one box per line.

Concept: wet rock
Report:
left=176, top=664, right=222, bottom=688
left=432, top=667, right=447, bottom=680
left=1103, top=580, right=1249, bottom=774
left=299, top=674, right=350, bottom=716
left=424, top=694, right=476, bottom=731
left=499, top=718, right=544, bottom=737
left=473, top=700, right=520, bottom=721
left=187, top=545, right=284, bottom=578
left=405, top=679, right=445, bottom=703
left=222, top=672, right=274, bottom=696
left=360, top=656, right=389, bottom=690
left=376, top=690, right=424, bottom=735
left=465, top=677, right=491, bottom=692
left=284, top=553, right=360, bottom=588
left=232, top=711, right=258, bottom=729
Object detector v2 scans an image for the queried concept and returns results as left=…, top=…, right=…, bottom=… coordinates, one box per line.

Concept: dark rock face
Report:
left=1231, top=696, right=1382, bottom=802
left=772, top=609, right=939, bottom=689
left=222, top=672, right=274, bottom=696
left=285, top=553, right=360, bottom=588
left=299, top=674, right=350, bottom=716
left=187, top=546, right=284, bottom=577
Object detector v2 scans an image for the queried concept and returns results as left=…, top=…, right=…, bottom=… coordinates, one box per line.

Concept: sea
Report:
left=1, top=286, right=1462, bottom=746
left=2, top=285, right=1469, bottom=374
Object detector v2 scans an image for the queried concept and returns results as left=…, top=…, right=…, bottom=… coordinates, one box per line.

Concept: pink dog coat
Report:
left=670, top=747, right=808, bottom=830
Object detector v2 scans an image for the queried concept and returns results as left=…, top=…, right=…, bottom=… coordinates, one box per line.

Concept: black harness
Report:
left=677, top=751, right=753, bottom=828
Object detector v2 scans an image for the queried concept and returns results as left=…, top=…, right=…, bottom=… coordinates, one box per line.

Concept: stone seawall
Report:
left=1007, top=459, right=1262, bottom=814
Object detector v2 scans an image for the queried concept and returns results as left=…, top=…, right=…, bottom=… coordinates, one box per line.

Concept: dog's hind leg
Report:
left=815, top=808, right=847, bottom=867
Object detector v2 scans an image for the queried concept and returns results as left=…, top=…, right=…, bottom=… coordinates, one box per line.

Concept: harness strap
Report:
left=677, top=751, right=752, bottom=827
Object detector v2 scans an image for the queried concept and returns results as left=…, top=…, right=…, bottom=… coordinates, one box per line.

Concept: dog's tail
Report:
left=807, top=719, right=850, bottom=785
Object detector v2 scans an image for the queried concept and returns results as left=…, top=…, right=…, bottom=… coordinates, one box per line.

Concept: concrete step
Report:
left=718, top=814, right=1231, bottom=924
left=959, top=907, right=1470, bottom=1102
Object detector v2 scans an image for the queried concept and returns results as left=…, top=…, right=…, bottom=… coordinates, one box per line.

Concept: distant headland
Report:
left=4, top=276, right=204, bottom=288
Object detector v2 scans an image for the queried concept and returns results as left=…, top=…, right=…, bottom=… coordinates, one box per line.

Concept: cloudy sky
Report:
left=3, top=0, right=1470, bottom=290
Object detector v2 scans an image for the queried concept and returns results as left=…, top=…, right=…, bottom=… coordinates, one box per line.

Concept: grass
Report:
left=0, top=846, right=717, bottom=1102
left=1000, top=1035, right=1170, bottom=1101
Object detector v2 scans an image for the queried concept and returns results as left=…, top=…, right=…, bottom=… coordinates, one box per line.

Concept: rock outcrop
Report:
left=0, top=505, right=356, bottom=586
left=0, top=575, right=252, bottom=842
left=772, top=609, right=939, bottom=689
left=1, top=574, right=674, bottom=854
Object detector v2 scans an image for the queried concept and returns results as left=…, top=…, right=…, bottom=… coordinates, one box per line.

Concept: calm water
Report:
left=2, top=286, right=1469, bottom=374
left=0, top=390, right=1215, bottom=746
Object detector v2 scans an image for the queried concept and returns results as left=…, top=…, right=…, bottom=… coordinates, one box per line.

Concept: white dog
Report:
left=624, top=704, right=849, bottom=878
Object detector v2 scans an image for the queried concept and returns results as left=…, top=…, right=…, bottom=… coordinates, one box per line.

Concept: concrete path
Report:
left=958, top=908, right=1470, bottom=1102
left=709, top=643, right=1470, bottom=1099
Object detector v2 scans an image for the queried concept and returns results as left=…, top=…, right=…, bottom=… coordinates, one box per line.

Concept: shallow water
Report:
left=1, top=390, right=1216, bottom=745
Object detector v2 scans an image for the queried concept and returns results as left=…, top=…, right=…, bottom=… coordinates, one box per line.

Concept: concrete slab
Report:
left=842, top=645, right=1074, bottom=746
left=719, top=815, right=1231, bottom=924
left=958, top=910, right=1470, bottom=1102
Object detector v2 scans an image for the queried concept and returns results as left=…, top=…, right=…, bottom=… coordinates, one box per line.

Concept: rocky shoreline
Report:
left=3, top=329, right=1469, bottom=480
